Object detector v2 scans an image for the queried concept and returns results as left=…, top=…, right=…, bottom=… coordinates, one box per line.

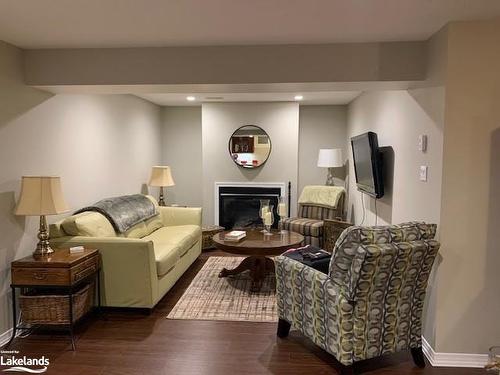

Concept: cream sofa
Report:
left=49, top=196, right=202, bottom=309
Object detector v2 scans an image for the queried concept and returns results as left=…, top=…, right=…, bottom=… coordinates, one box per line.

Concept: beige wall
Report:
left=160, top=104, right=347, bottom=215
left=201, top=102, right=299, bottom=225
left=161, top=106, right=202, bottom=207
left=346, top=90, right=444, bottom=226
left=298, top=106, right=347, bottom=194
left=0, top=41, right=162, bottom=339
left=345, top=20, right=500, bottom=356
left=434, top=19, right=500, bottom=354
left=408, top=26, right=449, bottom=348
left=346, top=87, right=446, bottom=346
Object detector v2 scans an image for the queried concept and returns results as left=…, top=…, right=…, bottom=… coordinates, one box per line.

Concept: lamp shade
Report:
left=149, top=166, right=175, bottom=187
left=317, top=149, right=343, bottom=168
left=15, top=176, right=69, bottom=216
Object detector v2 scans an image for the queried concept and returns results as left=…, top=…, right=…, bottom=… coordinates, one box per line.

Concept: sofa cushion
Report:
left=62, top=212, right=116, bottom=237
left=153, top=242, right=180, bottom=276
left=143, top=225, right=201, bottom=276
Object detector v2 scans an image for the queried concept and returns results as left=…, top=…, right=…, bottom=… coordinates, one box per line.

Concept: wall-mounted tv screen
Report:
left=351, top=132, right=384, bottom=198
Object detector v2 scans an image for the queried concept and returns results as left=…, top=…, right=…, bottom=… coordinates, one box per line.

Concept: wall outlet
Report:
left=420, top=166, right=428, bottom=181
left=418, top=135, right=428, bottom=152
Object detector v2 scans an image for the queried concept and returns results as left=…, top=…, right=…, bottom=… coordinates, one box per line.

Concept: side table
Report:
left=202, top=225, right=224, bottom=250
left=323, top=219, right=353, bottom=252
left=7, top=248, right=101, bottom=351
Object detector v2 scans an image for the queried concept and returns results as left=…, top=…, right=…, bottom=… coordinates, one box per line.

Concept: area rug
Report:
left=167, top=256, right=278, bottom=322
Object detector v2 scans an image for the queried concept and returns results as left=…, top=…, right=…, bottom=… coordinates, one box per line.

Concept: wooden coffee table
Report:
left=212, top=229, right=304, bottom=290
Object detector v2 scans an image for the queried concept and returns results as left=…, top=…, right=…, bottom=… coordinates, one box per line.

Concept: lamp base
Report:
left=33, top=215, right=54, bottom=257
left=158, top=186, right=166, bottom=207
left=34, top=243, right=54, bottom=257
left=325, top=168, right=336, bottom=186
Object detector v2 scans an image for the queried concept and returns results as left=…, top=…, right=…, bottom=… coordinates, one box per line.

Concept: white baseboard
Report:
left=0, top=328, right=13, bottom=348
left=422, top=336, right=489, bottom=368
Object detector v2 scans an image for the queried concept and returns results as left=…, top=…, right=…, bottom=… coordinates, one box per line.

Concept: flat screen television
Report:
left=351, top=132, right=384, bottom=198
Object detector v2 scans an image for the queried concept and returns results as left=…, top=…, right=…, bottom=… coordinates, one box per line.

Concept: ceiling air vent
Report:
left=205, top=96, right=224, bottom=100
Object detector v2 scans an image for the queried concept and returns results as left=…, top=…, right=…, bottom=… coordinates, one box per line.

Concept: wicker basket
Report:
left=19, top=283, right=94, bottom=325
left=202, top=225, right=224, bottom=250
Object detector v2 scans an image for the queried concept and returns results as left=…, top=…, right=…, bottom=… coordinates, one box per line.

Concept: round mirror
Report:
left=229, top=125, right=271, bottom=168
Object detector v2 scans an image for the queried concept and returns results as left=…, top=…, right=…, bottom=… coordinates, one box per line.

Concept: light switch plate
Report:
left=418, top=135, right=428, bottom=152
left=420, top=166, right=428, bottom=181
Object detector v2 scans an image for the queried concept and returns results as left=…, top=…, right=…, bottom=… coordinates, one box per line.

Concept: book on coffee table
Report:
left=224, top=230, right=246, bottom=241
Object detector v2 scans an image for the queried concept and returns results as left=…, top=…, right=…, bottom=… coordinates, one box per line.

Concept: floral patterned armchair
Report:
left=275, top=222, right=440, bottom=374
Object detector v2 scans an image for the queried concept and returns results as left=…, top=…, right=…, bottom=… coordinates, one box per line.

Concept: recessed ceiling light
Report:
left=294, top=95, right=304, bottom=101
left=186, top=96, right=196, bottom=101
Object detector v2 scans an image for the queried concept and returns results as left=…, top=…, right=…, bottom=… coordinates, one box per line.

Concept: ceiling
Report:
left=136, top=91, right=362, bottom=106
left=1, top=0, right=500, bottom=49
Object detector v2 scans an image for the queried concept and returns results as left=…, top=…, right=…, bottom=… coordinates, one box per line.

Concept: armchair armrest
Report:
left=275, top=255, right=354, bottom=365
left=158, top=206, right=202, bottom=227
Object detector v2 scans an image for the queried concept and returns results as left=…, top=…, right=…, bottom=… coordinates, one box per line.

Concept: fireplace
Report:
left=215, top=183, right=286, bottom=230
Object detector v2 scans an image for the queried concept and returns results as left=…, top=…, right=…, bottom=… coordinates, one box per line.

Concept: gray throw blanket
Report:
left=75, top=194, right=157, bottom=233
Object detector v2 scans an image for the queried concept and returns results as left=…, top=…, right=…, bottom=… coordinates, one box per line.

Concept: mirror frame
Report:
left=228, top=125, right=272, bottom=169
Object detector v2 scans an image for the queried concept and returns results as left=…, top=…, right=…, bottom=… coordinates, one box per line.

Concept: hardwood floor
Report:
left=1, top=251, right=482, bottom=375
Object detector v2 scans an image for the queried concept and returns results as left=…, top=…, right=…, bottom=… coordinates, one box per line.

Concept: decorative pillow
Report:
left=144, top=214, right=163, bottom=236
left=142, top=195, right=164, bottom=235
left=145, top=195, right=159, bottom=210
left=123, top=221, right=148, bottom=238
left=62, top=212, right=116, bottom=237
left=49, top=221, right=66, bottom=238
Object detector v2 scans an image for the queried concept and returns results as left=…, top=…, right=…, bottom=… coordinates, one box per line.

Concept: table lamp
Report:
left=149, top=166, right=175, bottom=206
left=317, top=148, right=343, bottom=186
left=15, top=176, right=70, bottom=256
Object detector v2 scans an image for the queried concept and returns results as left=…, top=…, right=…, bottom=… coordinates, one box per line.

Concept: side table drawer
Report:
left=70, top=256, right=99, bottom=283
left=12, top=267, right=70, bottom=286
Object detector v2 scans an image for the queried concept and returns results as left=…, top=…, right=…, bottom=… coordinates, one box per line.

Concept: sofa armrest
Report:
left=50, top=236, right=157, bottom=308
left=158, top=206, right=202, bottom=227
left=275, top=255, right=354, bottom=365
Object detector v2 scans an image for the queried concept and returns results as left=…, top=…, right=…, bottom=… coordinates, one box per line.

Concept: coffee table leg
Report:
left=219, top=256, right=256, bottom=278
left=219, top=256, right=275, bottom=291
left=252, top=257, right=275, bottom=291
left=250, top=257, right=265, bottom=291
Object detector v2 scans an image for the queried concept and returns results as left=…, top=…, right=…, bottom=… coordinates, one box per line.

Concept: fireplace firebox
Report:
left=218, top=186, right=282, bottom=230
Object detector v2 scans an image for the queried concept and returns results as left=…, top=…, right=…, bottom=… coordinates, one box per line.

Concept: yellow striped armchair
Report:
left=280, top=185, right=345, bottom=247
